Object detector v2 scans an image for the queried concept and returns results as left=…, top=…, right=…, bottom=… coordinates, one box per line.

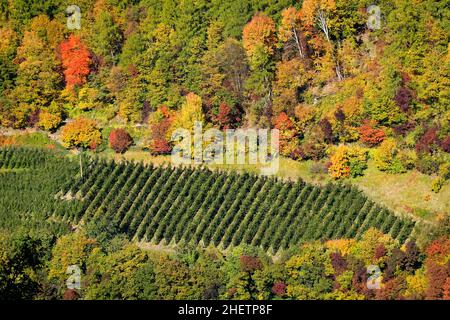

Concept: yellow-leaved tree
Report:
left=278, top=7, right=306, bottom=59
left=328, top=144, right=368, bottom=179
left=60, top=117, right=102, bottom=150
left=48, top=232, right=97, bottom=285
left=169, top=93, right=205, bottom=136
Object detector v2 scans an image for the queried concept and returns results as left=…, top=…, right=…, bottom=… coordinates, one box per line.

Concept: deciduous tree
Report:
left=60, top=117, right=102, bottom=150
left=60, top=35, right=91, bottom=90
left=109, top=128, right=133, bottom=153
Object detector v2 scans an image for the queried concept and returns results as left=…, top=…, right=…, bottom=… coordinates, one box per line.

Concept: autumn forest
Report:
left=0, top=0, right=449, bottom=301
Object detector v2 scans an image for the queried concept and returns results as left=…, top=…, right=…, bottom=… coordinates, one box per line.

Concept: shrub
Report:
left=328, top=145, right=368, bottom=179
left=431, top=163, right=450, bottom=193
left=109, top=128, right=133, bottom=153
left=271, top=282, right=287, bottom=297
left=334, top=108, right=345, bottom=123
left=319, top=118, right=333, bottom=144
left=38, top=110, right=62, bottom=132
left=273, top=112, right=299, bottom=157
left=393, top=121, right=415, bottom=136
left=438, top=162, right=450, bottom=180
left=373, top=138, right=411, bottom=174
left=0, top=135, right=16, bottom=146
left=149, top=106, right=174, bottom=155
left=290, top=147, right=304, bottom=160
left=330, top=252, right=347, bottom=275
left=431, top=177, right=444, bottom=193
left=394, top=86, right=413, bottom=112
left=358, top=121, right=385, bottom=147
left=441, top=136, right=450, bottom=153
left=63, top=289, right=80, bottom=300
left=416, top=127, right=440, bottom=154
left=300, top=128, right=327, bottom=160
left=60, top=117, right=101, bottom=150
left=414, top=154, right=441, bottom=175
left=425, top=261, right=447, bottom=299
left=240, top=255, right=262, bottom=273
left=397, top=149, right=416, bottom=171
left=301, top=140, right=326, bottom=160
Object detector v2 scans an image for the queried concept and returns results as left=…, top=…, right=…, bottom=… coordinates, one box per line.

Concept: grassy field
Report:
left=350, top=162, right=450, bottom=222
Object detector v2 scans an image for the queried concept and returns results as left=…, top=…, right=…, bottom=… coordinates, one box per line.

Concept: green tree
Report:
left=84, top=244, right=155, bottom=299
left=91, top=11, right=123, bottom=65
left=8, top=16, right=64, bottom=127
left=0, top=232, right=44, bottom=300
left=48, top=232, right=97, bottom=287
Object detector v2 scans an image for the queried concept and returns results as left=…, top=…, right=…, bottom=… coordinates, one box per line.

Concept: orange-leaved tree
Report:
left=301, top=0, right=336, bottom=43
left=242, top=13, right=277, bottom=65
left=279, top=7, right=307, bottom=59
left=60, top=35, right=91, bottom=91
left=358, top=120, right=386, bottom=147
left=273, top=112, right=300, bottom=157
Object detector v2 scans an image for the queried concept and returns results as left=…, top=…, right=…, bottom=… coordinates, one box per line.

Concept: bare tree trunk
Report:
left=317, top=10, right=344, bottom=81
left=334, top=42, right=344, bottom=81
left=335, top=64, right=343, bottom=81
left=235, top=72, right=242, bottom=93
left=292, top=28, right=305, bottom=59
left=263, top=75, right=273, bottom=119
left=317, top=10, right=330, bottom=43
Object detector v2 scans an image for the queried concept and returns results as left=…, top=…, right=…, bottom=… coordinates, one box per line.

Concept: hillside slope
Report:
left=0, top=147, right=416, bottom=252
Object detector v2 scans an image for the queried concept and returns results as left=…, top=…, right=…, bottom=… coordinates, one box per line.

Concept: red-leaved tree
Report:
left=60, top=35, right=91, bottom=90
left=240, top=255, right=262, bottom=273
left=416, top=127, right=440, bottom=154
left=149, top=106, right=174, bottom=155
left=109, top=128, right=133, bottom=153
left=330, top=251, right=347, bottom=275
left=358, top=121, right=385, bottom=147
left=440, top=136, right=450, bottom=153
left=424, top=237, right=450, bottom=300
left=273, top=112, right=300, bottom=157
left=271, top=282, right=287, bottom=297
left=213, top=102, right=242, bottom=129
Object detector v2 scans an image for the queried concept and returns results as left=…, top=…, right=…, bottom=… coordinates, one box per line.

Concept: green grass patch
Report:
left=14, top=132, right=66, bottom=152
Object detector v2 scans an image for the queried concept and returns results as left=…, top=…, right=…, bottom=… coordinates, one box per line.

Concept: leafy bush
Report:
left=148, top=106, right=174, bottom=155
left=109, top=128, right=133, bottom=154
left=441, top=136, right=450, bottom=153
left=358, top=121, right=385, bottom=147
left=300, top=128, right=327, bottom=160
left=301, top=140, right=327, bottom=160
left=60, top=117, right=102, bottom=150
left=38, top=110, right=62, bottom=132
left=0, top=135, right=16, bottom=146
left=328, top=145, right=368, bottom=179
left=431, top=177, right=444, bottom=193
left=415, top=154, right=441, bottom=175
left=431, top=162, right=450, bottom=193
left=374, top=138, right=413, bottom=174
left=416, top=127, right=440, bottom=154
